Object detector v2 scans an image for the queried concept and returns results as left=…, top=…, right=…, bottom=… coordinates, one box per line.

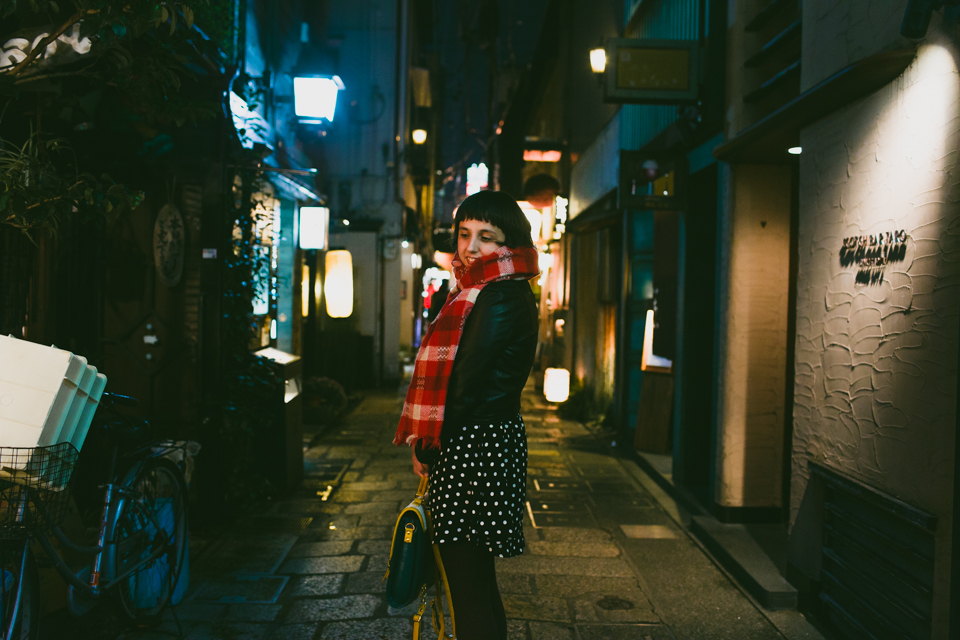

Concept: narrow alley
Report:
left=99, top=386, right=823, bottom=640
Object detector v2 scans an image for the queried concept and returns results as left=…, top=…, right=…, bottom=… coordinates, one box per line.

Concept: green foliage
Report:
left=303, top=377, right=349, bottom=426
left=557, top=379, right=610, bottom=424
left=0, top=0, right=219, bottom=231
left=217, top=160, right=282, bottom=505
left=0, top=130, right=143, bottom=237
left=191, top=0, right=237, bottom=60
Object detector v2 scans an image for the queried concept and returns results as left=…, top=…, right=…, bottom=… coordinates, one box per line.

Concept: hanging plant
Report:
left=216, top=158, right=284, bottom=505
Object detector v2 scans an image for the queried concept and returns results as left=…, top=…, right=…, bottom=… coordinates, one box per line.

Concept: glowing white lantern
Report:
left=590, top=48, right=606, bottom=74
left=544, top=368, right=570, bottom=403
left=294, top=76, right=344, bottom=123
left=299, top=206, right=329, bottom=249
left=325, top=250, right=354, bottom=318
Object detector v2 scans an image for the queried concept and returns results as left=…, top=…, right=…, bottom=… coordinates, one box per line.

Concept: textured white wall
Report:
left=792, top=30, right=960, bottom=633
left=800, top=0, right=907, bottom=91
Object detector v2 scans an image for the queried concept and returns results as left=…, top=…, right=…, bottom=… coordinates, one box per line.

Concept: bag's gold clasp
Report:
left=404, top=522, right=415, bottom=543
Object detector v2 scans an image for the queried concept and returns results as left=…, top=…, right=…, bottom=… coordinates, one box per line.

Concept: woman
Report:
left=393, top=190, right=539, bottom=640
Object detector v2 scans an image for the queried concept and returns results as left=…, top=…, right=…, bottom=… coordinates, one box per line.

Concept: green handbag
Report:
left=384, top=476, right=456, bottom=640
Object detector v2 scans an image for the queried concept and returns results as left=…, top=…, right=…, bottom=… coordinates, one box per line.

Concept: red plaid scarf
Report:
left=393, top=244, right=539, bottom=449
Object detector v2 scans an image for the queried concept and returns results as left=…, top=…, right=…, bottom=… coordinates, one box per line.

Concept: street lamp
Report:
left=293, top=75, right=345, bottom=123
left=412, top=128, right=427, bottom=144
left=590, top=47, right=607, bottom=74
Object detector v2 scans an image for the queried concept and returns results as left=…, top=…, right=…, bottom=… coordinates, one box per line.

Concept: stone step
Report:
left=690, top=515, right=798, bottom=610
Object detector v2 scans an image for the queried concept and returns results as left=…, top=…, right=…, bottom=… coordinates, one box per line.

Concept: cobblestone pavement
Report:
left=97, top=386, right=821, bottom=640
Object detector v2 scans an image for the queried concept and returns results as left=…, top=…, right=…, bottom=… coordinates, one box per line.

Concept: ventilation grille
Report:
left=812, top=463, right=936, bottom=640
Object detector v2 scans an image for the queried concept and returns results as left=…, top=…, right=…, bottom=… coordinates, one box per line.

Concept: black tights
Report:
left=438, top=542, right=507, bottom=640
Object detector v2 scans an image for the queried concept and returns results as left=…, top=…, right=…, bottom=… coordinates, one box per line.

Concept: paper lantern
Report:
left=544, top=368, right=570, bottom=403
left=325, top=250, right=354, bottom=318
left=301, top=264, right=311, bottom=317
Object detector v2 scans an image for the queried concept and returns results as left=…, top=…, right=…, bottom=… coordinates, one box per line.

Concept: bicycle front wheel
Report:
left=0, top=539, right=39, bottom=640
left=110, top=458, right=187, bottom=620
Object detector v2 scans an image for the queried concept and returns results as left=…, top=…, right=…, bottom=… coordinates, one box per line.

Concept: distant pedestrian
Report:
left=393, top=190, right=539, bottom=640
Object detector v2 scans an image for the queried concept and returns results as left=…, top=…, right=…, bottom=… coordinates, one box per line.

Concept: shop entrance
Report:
left=673, top=164, right=719, bottom=506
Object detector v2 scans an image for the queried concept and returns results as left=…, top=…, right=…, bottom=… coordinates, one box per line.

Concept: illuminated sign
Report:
left=553, top=196, right=568, bottom=239
left=603, top=38, right=698, bottom=104
left=523, top=149, right=562, bottom=162
left=299, top=207, right=330, bottom=250
left=466, top=163, right=488, bottom=195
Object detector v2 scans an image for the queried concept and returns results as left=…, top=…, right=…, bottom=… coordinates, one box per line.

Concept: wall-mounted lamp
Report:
left=325, top=250, right=354, bottom=318
left=590, top=47, right=607, bottom=74
left=412, top=129, right=428, bottom=144
left=788, top=147, right=802, bottom=155
left=294, top=75, right=345, bottom=123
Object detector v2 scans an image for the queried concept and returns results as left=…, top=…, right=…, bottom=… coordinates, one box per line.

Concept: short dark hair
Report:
left=454, top=190, right=533, bottom=249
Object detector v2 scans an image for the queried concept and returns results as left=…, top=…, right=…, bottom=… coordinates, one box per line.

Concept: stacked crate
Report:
left=0, top=335, right=107, bottom=456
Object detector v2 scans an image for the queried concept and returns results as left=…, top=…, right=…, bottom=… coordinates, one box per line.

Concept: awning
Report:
left=269, top=171, right=322, bottom=203
left=713, top=48, right=916, bottom=163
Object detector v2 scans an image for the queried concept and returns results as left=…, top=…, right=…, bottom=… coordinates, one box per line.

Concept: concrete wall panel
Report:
left=717, top=164, right=793, bottom=508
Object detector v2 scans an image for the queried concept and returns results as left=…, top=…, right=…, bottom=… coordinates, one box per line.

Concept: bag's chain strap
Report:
left=413, top=476, right=456, bottom=640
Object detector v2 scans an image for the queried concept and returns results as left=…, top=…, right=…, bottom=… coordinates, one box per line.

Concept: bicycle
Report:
left=0, top=392, right=189, bottom=639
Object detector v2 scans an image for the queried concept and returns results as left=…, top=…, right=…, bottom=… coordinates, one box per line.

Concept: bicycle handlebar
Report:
left=100, top=393, right=139, bottom=408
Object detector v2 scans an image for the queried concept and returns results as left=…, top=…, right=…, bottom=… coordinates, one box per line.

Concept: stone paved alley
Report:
left=97, top=385, right=825, bottom=640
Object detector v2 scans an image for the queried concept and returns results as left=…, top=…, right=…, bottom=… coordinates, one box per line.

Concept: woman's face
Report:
left=457, top=218, right=506, bottom=268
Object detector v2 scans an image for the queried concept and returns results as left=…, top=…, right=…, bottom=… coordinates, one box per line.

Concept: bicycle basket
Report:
left=0, top=443, right=79, bottom=538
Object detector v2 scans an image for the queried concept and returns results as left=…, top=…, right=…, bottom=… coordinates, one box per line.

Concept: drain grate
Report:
left=237, top=516, right=314, bottom=535
left=303, top=460, right=351, bottom=485
left=596, top=595, right=636, bottom=611
left=525, top=502, right=597, bottom=528
left=197, top=533, right=299, bottom=575
left=529, top=501, right=579, bottom=513
left=191, top=574, right=289, bottom=604
left=533, top=479, right=586, bottom=492
left=587, top=480, right=637, bottom=494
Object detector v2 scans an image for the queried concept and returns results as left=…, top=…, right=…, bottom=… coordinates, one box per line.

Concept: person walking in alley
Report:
left=394, top=190, right=540, bottom=640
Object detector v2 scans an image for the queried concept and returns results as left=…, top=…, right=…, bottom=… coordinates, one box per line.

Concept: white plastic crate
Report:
left=57, top=364, right=98, bottom=447
left=0, top=336, right=106, bottom=451
left=71, top=373, right=106, bottom=451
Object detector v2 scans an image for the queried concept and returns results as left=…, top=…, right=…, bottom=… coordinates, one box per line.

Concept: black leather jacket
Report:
left=416, top=279, right=538, bottom=463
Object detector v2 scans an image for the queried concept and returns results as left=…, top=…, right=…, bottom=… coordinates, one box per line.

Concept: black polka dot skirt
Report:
left=428, top=414, right=528, bottom=558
